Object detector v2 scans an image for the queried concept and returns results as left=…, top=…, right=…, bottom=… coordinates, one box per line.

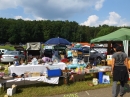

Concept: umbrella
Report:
left=44, top=37, right=71, bottom=45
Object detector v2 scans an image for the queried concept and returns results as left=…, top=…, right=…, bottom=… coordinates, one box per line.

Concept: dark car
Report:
left=71, top=46, right=106, bottom=65
left=89, top=49, right=106, bottom=64
left=43, top=49, right=53, bottom=58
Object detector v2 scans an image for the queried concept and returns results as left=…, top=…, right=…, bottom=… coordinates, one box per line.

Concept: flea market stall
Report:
left=91, top=28, right=130, bottom=69
left=0, top=62, right=67, bottom=88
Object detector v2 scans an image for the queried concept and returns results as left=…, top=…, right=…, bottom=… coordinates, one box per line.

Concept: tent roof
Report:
left=91, top=28, right=130, bottom=43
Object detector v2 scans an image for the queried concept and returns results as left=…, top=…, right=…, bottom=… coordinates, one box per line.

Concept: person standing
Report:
left=52, top=49, right=60, bottom=63
left=111, top=45, right=129, bottom=97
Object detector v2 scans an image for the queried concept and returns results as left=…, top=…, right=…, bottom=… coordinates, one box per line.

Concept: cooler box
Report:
left=47, top=69, right=62, bottom=77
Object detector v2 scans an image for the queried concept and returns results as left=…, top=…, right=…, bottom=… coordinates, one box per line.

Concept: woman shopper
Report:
left=111, top=45, right=129, bottom=97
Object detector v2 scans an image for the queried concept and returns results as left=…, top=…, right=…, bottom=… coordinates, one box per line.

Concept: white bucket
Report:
left=92, top=78, right=98, bottom=85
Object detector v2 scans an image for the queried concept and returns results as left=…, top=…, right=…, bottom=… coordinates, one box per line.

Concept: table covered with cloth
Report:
left=8, top=62, right=67, bottom=76
left=1, top=76, right=59, bottom=84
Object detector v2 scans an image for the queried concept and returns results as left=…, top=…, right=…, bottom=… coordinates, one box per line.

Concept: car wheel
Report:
left=96, top=57, right=102, bottom=65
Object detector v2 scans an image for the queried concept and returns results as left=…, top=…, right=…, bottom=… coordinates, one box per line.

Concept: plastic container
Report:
left=47, top=69, right=62, bottom=77
left=98, top=72, right=103, bottom=84
left=92, top=78, right=98, bottom=85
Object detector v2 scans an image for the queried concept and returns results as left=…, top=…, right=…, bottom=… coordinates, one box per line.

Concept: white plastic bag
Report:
left=102, top=75, right=110, bottom=84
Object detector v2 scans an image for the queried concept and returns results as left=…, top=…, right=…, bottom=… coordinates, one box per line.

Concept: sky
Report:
left=0, top=0, right=130, bottom=27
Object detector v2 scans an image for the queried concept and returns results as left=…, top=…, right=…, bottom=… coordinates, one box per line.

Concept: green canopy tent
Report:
left=91, top=28, right=130, bottom=55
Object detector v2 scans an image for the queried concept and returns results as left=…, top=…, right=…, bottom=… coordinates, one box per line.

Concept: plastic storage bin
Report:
left=98, top=72, right=103, bottom=84
left=47, top=69, right=62, bottom=77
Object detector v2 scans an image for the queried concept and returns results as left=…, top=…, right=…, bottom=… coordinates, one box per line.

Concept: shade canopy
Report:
left=44, top=37, right=71, bottom=45
left=90, top=28, right=130, bottom=56
left=91, top=28, right=130, bottom=43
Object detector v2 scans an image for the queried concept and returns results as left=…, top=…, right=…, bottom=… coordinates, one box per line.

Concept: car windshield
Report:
left=4, top=51, right=18, bottom=55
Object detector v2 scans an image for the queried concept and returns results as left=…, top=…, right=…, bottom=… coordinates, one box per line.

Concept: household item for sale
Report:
left=47, top=69, right=62, bottom=77
left=102, top=75, right=110, bottom=84
left=31, top=72, right=41, bottom=77
left=31, top=58, right=38, bottom=65
left=7, top=84, right=17, bottom=96
left=92, top=78, right=98, bottom=85
left=72, top=58, right=78, bottom=64
left=98, top=72, right=103, bottom=84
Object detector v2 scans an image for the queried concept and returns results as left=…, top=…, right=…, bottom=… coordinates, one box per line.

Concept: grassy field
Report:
left=0, top=45, right=15, bottom=50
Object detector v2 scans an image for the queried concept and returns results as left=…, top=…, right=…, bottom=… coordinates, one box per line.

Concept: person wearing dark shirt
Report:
left=111, top=45, right=129, bottom=97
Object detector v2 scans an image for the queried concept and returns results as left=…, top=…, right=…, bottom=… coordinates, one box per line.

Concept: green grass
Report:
left=0, top=73, right=113, bottom=97
left=0, top=45, right=15, bottom=50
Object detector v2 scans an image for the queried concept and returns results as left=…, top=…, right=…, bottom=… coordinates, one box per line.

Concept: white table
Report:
left=9, top=62, right=67, bottom=76
left=0, top=63, right=67, bottom=86
left=9, top=65, right=47, bottom=75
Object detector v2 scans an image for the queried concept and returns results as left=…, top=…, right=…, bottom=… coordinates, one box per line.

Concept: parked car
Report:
left=71, top=46, right=106, bottom=64
left=89, top=49, right=106, bottom=64
left=1, top=51, right=25, bottom=63
left=0, top=52, right=2, bottom=62
left=43, top=49, right=53, bottom=58
left=0, top=49, right=8, bottom=54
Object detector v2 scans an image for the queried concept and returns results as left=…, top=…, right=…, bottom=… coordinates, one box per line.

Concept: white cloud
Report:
left=0, top=0, right=18, bottom=9
left=33, top=16, right=47, bottom=21
left=80, top=15, right=99, bottom=26
left=95, top=0, right=105, bottom=10
left=14, top=16, right=32, bottom=21
left=102, top=12, right=121, bottom=25
left=14, top=15, right=47, bottom=21
left=0, top=0, right=104, bottom=20
left=102, top=12, right=130, bottom=26
left=18, top=0, right=95, bottom=20
left=81, top=12, right=130, bottom=27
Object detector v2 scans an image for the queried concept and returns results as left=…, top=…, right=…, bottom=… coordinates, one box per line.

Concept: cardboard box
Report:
left=31, top=72, right=41, bottom=77
left=107, top=60, right=112, bottom=65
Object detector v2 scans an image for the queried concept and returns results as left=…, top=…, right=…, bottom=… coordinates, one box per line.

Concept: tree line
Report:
left=0, top=18, right=129, bottom=44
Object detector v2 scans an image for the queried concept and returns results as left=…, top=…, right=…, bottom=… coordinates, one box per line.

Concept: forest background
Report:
left=0, top=18, right=130, bottom=44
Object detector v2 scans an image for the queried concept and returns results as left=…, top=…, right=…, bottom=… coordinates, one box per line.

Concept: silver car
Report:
left=1, top=51, right=25, bottom=63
